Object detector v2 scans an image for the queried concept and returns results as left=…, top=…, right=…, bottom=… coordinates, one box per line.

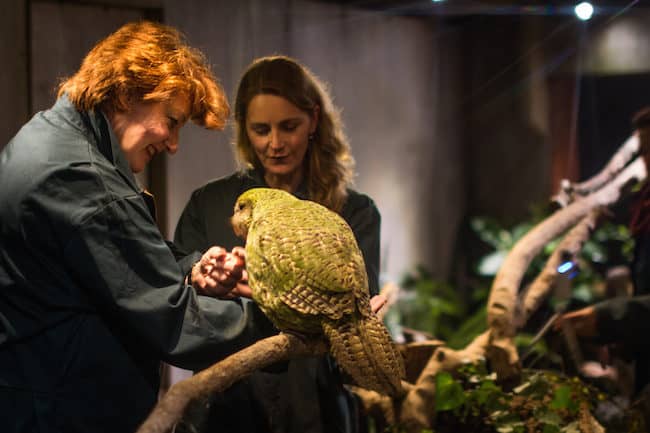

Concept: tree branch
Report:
left=553, top=134, right=639, bottom=207
left=487, top=156, right=645, bottom=345
left=137, top=334, right=327, bottom=433
left=517, top=208, right=601, bottom=327
left=399, top=331, right=491, bottom=429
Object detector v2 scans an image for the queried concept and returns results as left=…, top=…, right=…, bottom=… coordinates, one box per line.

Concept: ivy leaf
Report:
left=435, top=372, right=466, bottom=411
left=550, top=385, right=578, bottom=413
left=475, top=380, right=501, bottom=406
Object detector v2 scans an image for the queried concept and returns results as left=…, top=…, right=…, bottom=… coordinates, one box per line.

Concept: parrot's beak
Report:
left=230, top=214, right=248, bottom=240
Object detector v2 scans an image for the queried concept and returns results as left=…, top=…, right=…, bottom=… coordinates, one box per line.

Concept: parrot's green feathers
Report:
left=232, top=187, right=404, bottom=396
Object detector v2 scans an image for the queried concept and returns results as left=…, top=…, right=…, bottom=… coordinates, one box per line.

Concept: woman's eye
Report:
left=168, top=117, right=178, bottom=129
left=252, top=126, right=269, bottom=135
left=282, top=123, right=299, bottom=132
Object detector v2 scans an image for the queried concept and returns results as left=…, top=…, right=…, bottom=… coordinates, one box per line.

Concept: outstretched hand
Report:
left=553, top=306, right=598, bottom=337
left=190, top=246, right=245, bottom=297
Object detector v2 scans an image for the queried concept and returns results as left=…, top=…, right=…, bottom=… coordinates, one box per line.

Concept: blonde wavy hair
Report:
left=234, top=55, right=355, bottom=213
left=58, top=20, right=229, bottom=129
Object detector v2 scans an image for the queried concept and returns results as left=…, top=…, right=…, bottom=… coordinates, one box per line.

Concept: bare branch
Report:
left=553, top=134, right=639, bottom=206
left=517, top=208, right=601, bottom=326
left=137, top=334, right=327, bottom=433
left=399, top=331, right=491, bottom=429
left=487, top=156, right=645, bottom=345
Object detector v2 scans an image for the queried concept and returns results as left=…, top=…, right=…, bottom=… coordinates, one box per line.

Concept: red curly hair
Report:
left=58, top=20, right=229, bottom=129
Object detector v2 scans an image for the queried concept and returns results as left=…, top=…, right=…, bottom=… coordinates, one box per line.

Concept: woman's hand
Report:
left=189, top=246, right=245, bottom=297
left=370, top=294, right=387, bottom=315
left=554, top=306, right=598, bottom=337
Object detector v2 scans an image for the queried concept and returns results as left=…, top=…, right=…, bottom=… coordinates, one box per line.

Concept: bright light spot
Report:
left=432, top=0, right=445, bottom=3
left=574, top=2, right=594, bottom=21
left=557, top=261, right=574, bottom=274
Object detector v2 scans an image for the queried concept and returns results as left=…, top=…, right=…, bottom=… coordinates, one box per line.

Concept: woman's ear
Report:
left=310, top=105, right=320, bottom=134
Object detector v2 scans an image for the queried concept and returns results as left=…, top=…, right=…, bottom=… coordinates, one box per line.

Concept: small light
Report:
left=557, top=261, right=574, bottom=274
left=574, top=2, right=594, bottom=21
left=432, top=0, right=445, bottom=3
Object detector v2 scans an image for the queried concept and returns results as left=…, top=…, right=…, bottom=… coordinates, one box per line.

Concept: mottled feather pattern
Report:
left=280, top=285, right=355, bottom=319
left=323, top=315, right=404, bottom=396
left=232, top=188, right=404, bottom=395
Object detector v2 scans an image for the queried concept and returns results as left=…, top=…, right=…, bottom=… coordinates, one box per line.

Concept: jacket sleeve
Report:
left=64, top=193, right=274, bottom=371
left=344, top=195, right=381, bottom=296
left=174, top=188, right=212, bottom=255
left=595, top=294, right=650, bottom=349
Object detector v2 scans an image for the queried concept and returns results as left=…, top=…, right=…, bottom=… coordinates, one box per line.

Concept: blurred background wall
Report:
left=1, top=0, right=649, bottom=286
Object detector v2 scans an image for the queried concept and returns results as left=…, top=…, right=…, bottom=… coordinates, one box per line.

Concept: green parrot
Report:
left=231, top=187, right=404, bottom=396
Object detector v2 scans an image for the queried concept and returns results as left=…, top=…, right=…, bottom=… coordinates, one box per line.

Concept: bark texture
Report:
left=137, top=334, right=327, bottom=433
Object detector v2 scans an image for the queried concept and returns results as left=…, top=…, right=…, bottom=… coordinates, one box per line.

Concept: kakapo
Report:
left=231, top=187, right=404, bottom=396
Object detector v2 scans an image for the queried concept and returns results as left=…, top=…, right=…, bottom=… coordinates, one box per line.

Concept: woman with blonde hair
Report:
left=0, top=21, right=272, bottom=433
left=175, top=55, right=380, bottom=433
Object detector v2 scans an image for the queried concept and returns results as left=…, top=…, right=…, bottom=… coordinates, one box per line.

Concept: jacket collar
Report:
left=56, top=95, right=140, bottom=192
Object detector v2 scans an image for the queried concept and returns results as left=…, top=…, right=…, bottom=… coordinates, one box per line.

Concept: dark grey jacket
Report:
left=0, top=97, right=271, bottom=433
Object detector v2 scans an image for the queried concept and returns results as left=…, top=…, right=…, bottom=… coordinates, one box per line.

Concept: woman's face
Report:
left=245, top=94, right=318, bottom=189
left=109, top=94, right=190, bottom=173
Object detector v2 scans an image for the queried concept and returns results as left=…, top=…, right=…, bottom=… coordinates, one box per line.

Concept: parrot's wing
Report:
left=251, top=202, right=369, bottom=298
left=280, top=284, right=355, bottom=320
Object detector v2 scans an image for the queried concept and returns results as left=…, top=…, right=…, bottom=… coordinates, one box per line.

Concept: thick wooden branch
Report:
left=487, top=156, right=645, bottom=344
left=137, top=334, right=327, bottom=433
left=349, top=380, right=414, bottom=426
left=553, top=134, right=639, bottom=206
left=517, top=208, right=601, bottom=326
left=399, top=331, right=491, bottom=429
left=486, top=157, right=644, bottom=382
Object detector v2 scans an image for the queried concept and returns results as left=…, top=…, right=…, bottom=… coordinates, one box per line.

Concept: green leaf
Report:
left=549, top=385, right=578, bottom=413
left=475, top=380, right=501, bottom=406
left=537, top=410, right=563, bottom=426
left=550, top=385, right=571, bottom=409
left=542, top=424, right=561, bottom=433
left=435, top=372, right=466, bottom=411
left=477, top=250, right=507, bottom=276
left=447, top=308, right=486, bottom=349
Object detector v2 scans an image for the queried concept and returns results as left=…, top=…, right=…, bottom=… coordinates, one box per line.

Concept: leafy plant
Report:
left=381, top=209, right=642, bottom=432
left=421, top=363, right=644, bottom=432
left=386, top=265, right=467, bottom=343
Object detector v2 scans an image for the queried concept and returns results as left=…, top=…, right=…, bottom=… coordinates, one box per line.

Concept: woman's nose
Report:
left=269, top=129, right=282, bottom=149
left=166, top=131, right=179, bottom=154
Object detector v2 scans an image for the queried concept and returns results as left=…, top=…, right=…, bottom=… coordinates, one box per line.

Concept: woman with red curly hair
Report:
left=0, top=21, right=273, bottom=433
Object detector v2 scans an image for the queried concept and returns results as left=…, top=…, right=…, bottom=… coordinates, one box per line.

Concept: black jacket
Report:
left=0, top=97, right=272, bottom=433
left=595, top=230, right=650, bottom=393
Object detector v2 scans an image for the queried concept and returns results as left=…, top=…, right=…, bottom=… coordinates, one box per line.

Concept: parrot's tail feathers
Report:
left=323, top=315, right=405, bottom=397
left=281, top=285, right=354, bottom=319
